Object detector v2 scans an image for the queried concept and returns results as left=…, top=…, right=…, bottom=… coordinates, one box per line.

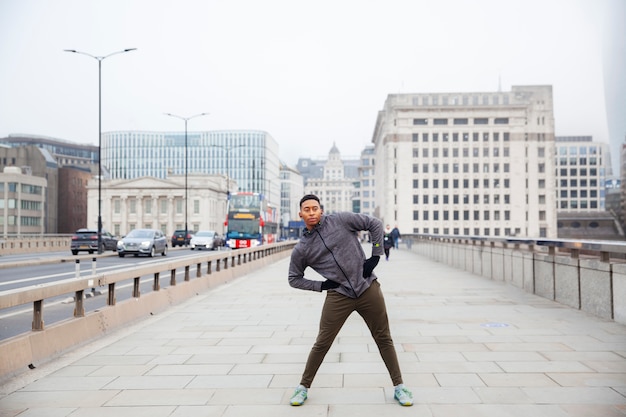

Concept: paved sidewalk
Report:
left=1, top=247, right=625, bottom=417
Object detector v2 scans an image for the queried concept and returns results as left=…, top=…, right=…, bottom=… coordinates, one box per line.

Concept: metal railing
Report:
left=0, top=241, right=296, bottom=379
left=407, top=234, right=626, bottom=325
left=1, top=242, right=295, bottom=332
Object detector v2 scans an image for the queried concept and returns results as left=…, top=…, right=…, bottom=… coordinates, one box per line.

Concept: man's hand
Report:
left=363, top=256, right=380, bottom=277
left=321, top=280, right=340, bottom=290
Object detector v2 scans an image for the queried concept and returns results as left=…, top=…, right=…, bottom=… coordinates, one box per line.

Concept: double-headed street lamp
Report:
left=164, top=113, right=209, bottom=243
left=64, top=48, right=136, bottom=254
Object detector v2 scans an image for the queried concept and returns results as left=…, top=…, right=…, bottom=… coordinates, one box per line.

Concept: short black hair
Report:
left=299, top=194, right=320, bottom=208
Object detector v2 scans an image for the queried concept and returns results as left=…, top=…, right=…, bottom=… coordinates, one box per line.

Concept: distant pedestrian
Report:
left=287, top=195, right=413, bottom=407
left=383, top=224, right=393, bottom=261
left=391, top=225, right=401, bottom=249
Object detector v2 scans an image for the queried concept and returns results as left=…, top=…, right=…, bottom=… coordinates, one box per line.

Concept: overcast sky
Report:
left=0, top=0, right=624, bottom=170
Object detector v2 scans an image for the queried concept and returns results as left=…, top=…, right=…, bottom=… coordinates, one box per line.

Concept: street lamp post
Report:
left=64, top=48, right=136, bottom=254
left=164, top=113, right=209, bottom=244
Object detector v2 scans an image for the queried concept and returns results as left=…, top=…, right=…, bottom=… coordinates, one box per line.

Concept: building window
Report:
left=413, top=118, right=428, bottom=125
left=434, top=118, right=448, bottom=125
left=538, top=147, right=545, bottom=157
left=453, top=118, right=468, bottom=125
left=494, top=117, right=509, bottom=124
left=474, top=118, right=488, bottom=125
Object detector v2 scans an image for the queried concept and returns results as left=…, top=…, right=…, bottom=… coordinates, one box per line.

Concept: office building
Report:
left=102, top=130, right=280, bottom=211
left=0, top=166, right=47, bottom=236
left=555, top=136, right=612, bottom=212
left=0, top=134, right=99, bottom=233
left=358, top=146, right=376, bottom=217
left=0, top=144, right=59, bottom=233
left=372, top=85, right=557, bottom=238
left=0, top=134, right=98, bottom=169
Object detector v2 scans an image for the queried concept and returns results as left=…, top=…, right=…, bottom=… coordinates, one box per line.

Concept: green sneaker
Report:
left=290, top=385, right=308, bottom=406
left=394, top=385, right=413, bottom=406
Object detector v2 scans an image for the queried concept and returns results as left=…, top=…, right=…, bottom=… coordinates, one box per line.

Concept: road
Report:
left=0, top=247, right=225, bottom=340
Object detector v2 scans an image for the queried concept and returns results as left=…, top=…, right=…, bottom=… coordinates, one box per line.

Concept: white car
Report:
left=190, top=230, right=218, bottom=250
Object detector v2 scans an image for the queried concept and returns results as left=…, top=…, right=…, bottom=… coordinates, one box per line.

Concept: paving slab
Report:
left=1, top=247, right=625, bottom=417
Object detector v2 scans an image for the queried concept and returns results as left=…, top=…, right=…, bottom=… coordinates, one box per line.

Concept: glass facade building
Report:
left=102, top=130, right=280, bottom=204
left=555, top=136, right=612, bottom=211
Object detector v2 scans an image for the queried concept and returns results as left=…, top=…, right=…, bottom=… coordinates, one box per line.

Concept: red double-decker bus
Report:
left=225, top=192, right=279, bottom=248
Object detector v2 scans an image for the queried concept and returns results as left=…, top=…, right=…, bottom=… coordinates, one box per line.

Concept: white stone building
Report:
left=303, top=144, right=358, bottom=214
left=372, top=85, right=557, bottom=238
left=88, top=174, right=229, bottom=238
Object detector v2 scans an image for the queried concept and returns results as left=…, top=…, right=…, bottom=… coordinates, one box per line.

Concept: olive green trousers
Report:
left=299, top=279, right=404, bottom=388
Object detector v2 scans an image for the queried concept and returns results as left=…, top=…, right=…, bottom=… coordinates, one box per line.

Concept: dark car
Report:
left=171, top=229, right=193, bottom=247
left=117, top=228, right=168, bottom=257
left=71, top=228, right=118, bottom=255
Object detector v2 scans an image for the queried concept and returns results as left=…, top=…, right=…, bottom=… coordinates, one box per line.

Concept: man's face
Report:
left=299, top=199, right=323, bottom=229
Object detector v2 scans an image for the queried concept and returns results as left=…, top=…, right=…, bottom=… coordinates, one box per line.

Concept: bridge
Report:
left=0, top=239, right=624, bottom=415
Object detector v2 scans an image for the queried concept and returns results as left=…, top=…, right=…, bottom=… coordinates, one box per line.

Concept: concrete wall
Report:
left=412, top=238, right=624, bottom=326
left=0, top=236, right=71, bottom=255
left=612, top=263, right=626, bottom=324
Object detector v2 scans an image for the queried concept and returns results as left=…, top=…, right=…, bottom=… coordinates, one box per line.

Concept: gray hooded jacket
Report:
left=288, top=211, right=384, bottom=298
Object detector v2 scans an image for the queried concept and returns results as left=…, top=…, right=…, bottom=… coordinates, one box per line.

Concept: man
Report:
left=391, top=225, right=401, bottom=250
left=383, top=224, right=394, bottom=261
left=287, top=194, right=413, bottom=406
